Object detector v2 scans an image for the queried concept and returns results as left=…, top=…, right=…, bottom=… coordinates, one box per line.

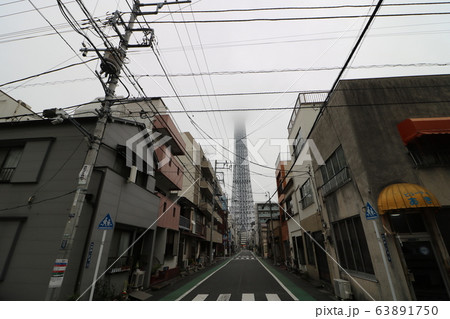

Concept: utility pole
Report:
left=45, top=0, right=190, bottom=301
left=210, top=160, right=229, bottom=263
left=265, top=191, right=276, bottom=265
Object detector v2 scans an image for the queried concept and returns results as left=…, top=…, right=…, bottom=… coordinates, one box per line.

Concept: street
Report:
left=155, top=250, right=332, bottom=301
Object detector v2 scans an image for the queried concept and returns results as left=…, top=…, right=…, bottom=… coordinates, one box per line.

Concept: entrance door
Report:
left=313, top=231, right=331, bottom=283
left=401, top=240, right=450, bottom=300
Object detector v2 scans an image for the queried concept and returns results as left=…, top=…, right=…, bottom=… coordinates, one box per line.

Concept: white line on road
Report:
left=192, top=294, right=208, bottom=301
left=175, top=257, right=234, bottom=301
left=253, top=251, right=299, bottom=301
left=242, top=293, right=255, bottom=301
left=217, top=293, right=231, bottom=301
left=265, top=293, right=281, bottom=301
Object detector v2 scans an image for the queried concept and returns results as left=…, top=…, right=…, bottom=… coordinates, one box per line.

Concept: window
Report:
left=0, top=147, right=23, bottom=182
left=293, top=129, right=305, bottom=158
left=407, top=136, right=450, bottom=167
left=332, top=215, right=374, bottom=274
left=300, top=179, right=314, bottom=209
left=304, top=232, right=315, bottom=266
left=320, top=146, right=351, bottom=196
left=296, top=236, right=306, bottom=265
left=108, top=228, right=133, bottom=272
left=389, top=212, right=427, bottom=233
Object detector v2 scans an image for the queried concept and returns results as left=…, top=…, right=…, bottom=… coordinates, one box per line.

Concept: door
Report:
left=313, top=231, right=331, bottom=283
left=401, top=240, right=450, bottom=300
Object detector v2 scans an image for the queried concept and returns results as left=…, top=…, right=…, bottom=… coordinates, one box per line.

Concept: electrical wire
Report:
left=0, top=57, right=98, bottom=87
left=157, top=2, right=450, bottom=13
left=143, top=12, right=450, bottom=24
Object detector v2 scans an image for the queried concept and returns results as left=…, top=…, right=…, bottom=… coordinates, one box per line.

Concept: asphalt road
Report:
left=177, top=250, right=302, bottom=301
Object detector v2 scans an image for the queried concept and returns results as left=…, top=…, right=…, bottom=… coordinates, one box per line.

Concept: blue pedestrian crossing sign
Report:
left=98, top=214, right=114, bottom=230
left=365, top=202, right=379, bottom=220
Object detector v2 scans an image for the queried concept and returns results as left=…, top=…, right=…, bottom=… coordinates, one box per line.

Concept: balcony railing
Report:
left=199, top=200, right=213, bottom=213
left=179, top=215, right=190, bottom=230
left=321, top=167, right=351, bottom=196
left=194, top=223, right=206, bottom=237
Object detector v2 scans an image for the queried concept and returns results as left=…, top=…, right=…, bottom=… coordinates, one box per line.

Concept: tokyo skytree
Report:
left=231, top=120, right=254, bottom=244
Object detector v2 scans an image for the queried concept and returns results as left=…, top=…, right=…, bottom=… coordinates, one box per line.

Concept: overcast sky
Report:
left=1, top=0, right=449, bottom=203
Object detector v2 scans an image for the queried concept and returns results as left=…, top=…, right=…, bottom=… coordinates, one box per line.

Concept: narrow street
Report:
left=150, top=250, right=334, bottom=301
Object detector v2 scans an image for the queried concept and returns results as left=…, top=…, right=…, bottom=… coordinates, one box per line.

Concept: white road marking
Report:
left=175, top=257, right=234, bottom=301
left=217, top=293, right=231, bottom=301
left=266, top=293, right=281, bottom=301
left=253, top=251, right=299, bottom=301
left=192, top=294, right=208, bottom=301
left=242, top=293, right=255, bottom=301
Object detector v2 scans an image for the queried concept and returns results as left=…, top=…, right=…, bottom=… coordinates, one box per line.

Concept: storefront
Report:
left=378, top=183, right=450, bottom=300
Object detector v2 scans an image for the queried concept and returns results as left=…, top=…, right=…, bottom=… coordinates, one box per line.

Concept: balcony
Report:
left=155, top=146, right=183, bottom=190
left=201, top=159, right=214, bottom=178
left=200, top=179, right=214, bottom=196
left=287, top=91, right=328, bottom=133
left=194, top=223, right=206, bottom=237
left=179, top=215, right=190, bottom=231
left=153, top=114, right=186, bottom=155
left=321, top=167, right=351, bottom=197
left=199, top=200, right=213, bottom=213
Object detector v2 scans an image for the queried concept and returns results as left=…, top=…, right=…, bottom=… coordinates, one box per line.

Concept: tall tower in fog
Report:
left=231, top=120, right=254, bottom=246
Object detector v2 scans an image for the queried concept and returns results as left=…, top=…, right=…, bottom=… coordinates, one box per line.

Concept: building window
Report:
left=296, top=236, right=306, bottom=265
left=320, top=146, right=351, bottom=196
left=304, top=232, right=315, bottom=266
left=407, top=136, right=450, bottom=167
left=285, top=197, right=293, bottom=219
left=0, top=146, right=23, bottom=182
left=293, top=129, right=305, bottom=159
left=108, top=229, right=133, bottom=272
left=300, top=179, right=314, bottom=209
left=332, top=215, right=374, bottom=274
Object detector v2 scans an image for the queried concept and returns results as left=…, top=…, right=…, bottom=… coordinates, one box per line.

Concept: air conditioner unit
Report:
left=333, top=279, right=352, bottom=300
left=130, top=270, right=145, bottom=289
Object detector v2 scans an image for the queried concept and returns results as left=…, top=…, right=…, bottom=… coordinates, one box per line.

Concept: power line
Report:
left=0, top=57, right=98, bottom=87
left=144, top=12, right=450, bottom=24
left=5, top=62, right=448, bottom=90
left=158, top=2, right=450, bottom=14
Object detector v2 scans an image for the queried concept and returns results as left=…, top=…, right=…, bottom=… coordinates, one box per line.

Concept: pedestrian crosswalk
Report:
left=233, top=256, right=255, bottom=260
left=189, top=293, right=284, bottom=301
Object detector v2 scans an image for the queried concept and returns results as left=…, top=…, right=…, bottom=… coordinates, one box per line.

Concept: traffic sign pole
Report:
left=366, top=202, right=397, bottom=301
left=89, top=229, right=107, bottom=301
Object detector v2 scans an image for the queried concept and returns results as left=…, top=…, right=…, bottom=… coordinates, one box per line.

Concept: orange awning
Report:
left=377, top=183, right=440, bottom=215
left=397, top=117, right=450, bottom=145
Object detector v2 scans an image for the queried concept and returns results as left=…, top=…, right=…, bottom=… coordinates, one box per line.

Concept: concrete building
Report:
left=255, top=202, right=278, bottom=258
left=0, top=115, right=161, bottom=300
left=308, top=74, right=450, bottom=301
left=176, top=133, right=227, bottom=268
left=283, top=92, right=331, bottom=283
left=0, top=90, right=40, bottom=122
